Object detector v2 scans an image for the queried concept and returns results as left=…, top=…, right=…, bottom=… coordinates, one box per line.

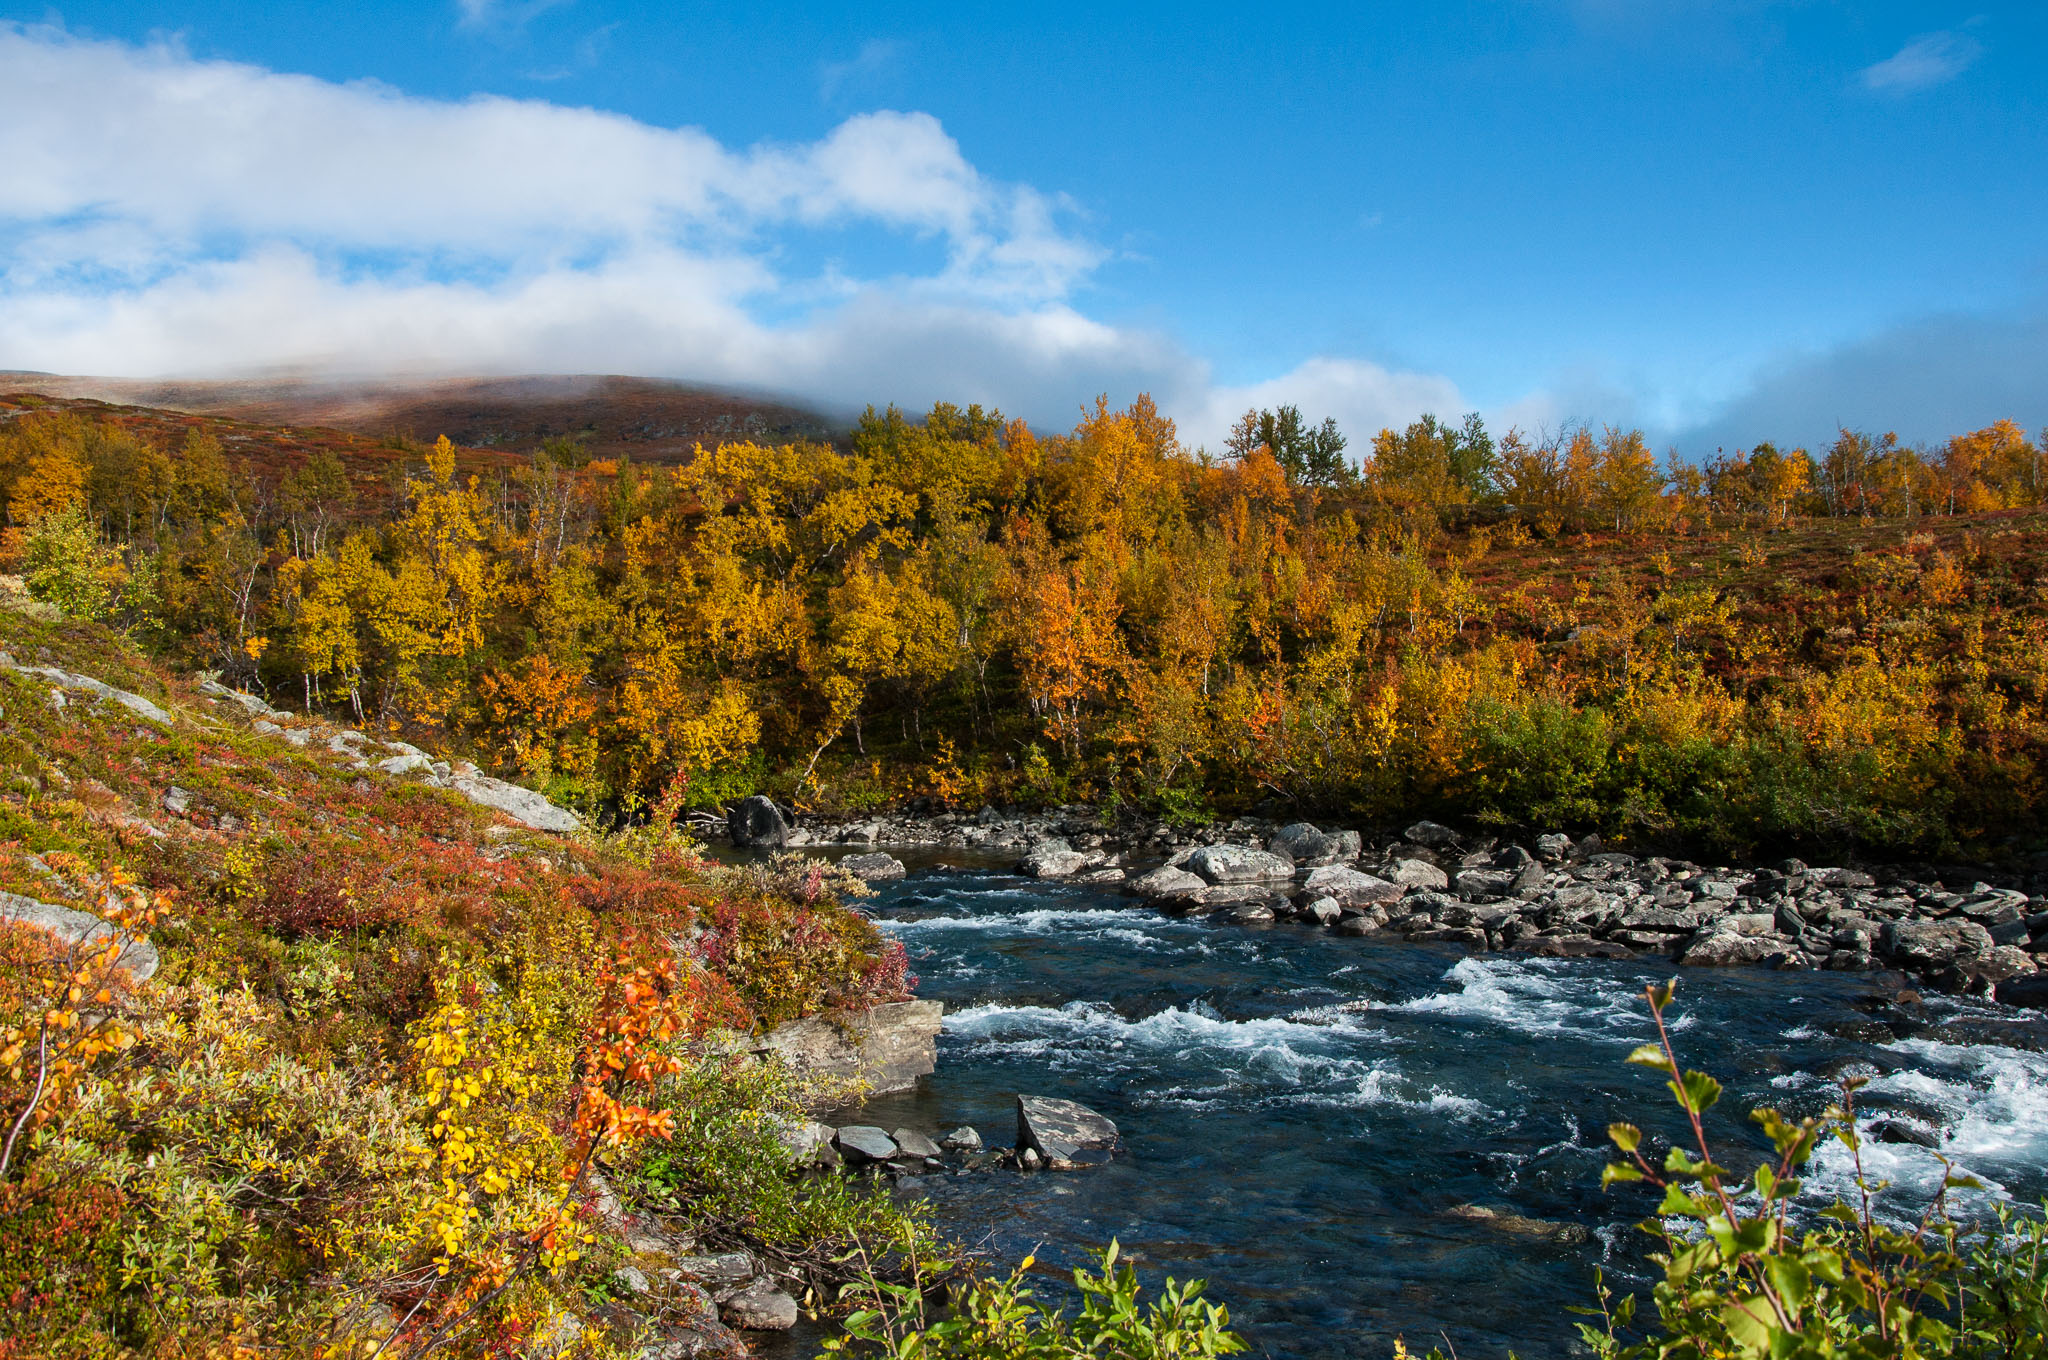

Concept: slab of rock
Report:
left=0, top=891, right=159, bottom=983
left=1995, top=973, right=2048, bottom=1009
left=2, top=657, right=172, bottom=725
left=1016, top=1095, right=1118, bottom=1168
left=756, top=999, right=943, bottom=1096
left=451, top=772, right=581, bottom=833
left=833, top=1126, right=898, bottom=1163
left=890, top=1128, right=941, bottom=1159
left=1185, top=844, right=1294, bottom=884
left=721, top=1282, right=798, bottom=1331
left=1513, top=935, right=1633, bottom=959
left=1301, top=864, right=1402, bottom=906
left=727, top=795, right=789, bottom=849
left=841, top=852, right=907, bottom=882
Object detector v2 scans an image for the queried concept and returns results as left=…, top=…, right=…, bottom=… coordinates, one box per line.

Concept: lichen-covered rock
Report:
left=757, top=999, right=943, bottom=1095
left=1129, top=865, right=1206, bottom=898
left=1185, top=844, right=1294, bottom=884
left=451, top=771, right=581, bottom=833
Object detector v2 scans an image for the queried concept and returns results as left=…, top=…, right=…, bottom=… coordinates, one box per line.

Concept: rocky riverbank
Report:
left=728, top=800, right=2048, bottom=1004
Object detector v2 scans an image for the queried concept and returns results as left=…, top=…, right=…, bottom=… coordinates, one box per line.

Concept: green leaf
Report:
left=1677, top=1069, right=1722, bottom=1114
left=1608, top=1122, right=1642, bottom=1153
left=1763, top=1256, right=1810, bottom=1314
left=1720, top=1295, right=1777, bottom=1354
left=1602, top=1162, right=1646, bottom=1189
left=1626, top=1043, right=1675, bottom=1072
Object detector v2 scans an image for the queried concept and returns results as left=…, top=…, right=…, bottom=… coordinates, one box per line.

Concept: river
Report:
left=831, top=855, right=2048, bottom=1359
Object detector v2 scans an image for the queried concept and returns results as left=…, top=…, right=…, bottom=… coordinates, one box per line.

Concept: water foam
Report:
left=1390, top=956, right=1665, bottom=1043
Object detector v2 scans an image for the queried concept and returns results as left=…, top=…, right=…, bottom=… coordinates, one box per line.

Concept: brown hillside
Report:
left=0, top=372, right=840, bottom=462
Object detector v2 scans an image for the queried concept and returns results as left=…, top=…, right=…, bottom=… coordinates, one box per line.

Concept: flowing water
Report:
left=832, top=855, right=2048, bottom=1359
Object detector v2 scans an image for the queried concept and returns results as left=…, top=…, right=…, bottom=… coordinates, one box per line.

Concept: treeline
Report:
left=3, top=393, right=2045, bottom=857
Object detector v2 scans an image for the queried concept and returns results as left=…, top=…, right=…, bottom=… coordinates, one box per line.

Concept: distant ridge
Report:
left=0, top=373, right=841, bottom=463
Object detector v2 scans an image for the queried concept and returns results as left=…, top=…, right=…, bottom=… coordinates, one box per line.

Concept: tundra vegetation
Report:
left=4, top=392, right=2043, bottom=858
left=0, top=389, right=2044, bottom=1358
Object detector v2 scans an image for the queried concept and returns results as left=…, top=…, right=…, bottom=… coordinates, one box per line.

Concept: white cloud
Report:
left=1860, top=30, right=1982, bottom=93
left=0, top=22, right=1471, bottom=445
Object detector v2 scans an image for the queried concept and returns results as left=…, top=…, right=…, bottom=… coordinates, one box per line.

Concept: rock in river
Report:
left=1185, top=844, right=1295, bottom=884
left=841, top=851, right=907, bottom=882
left=1017, top=1095, right=1119, bottom=1170
left=834, top=1125, right=899, bottom=1163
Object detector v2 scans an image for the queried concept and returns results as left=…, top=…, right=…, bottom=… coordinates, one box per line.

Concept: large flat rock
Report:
left=756, top=998, right=943, bottom=1095
left=1016, top=1094, right=1118, bottom=1168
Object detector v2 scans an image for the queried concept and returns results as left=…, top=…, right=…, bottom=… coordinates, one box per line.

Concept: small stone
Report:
left=941, top=1126, right=983, bottom=1152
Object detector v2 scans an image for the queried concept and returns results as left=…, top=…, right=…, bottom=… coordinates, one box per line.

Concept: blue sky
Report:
left=1, top=2, right=2043, bottom=451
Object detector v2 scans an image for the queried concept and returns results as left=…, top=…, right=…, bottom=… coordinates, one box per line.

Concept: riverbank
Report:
left=729, top=801, right=2048, bottom=1003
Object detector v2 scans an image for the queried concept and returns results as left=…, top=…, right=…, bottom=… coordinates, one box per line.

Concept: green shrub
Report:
left=825, top=1238, right=1246, bottom=1360
left=1567, top=979, right=2048, bottom=1360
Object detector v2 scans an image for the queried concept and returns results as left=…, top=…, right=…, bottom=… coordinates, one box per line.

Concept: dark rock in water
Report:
left=1224, top=902, right=1277, bottom=925
left=1017, top=1095, right=1118, bottom=1168
left=1869, top=1119, right=1942, bottom=1149
left=1996, top=973, right=2048, bottom=1010
left=1404, top=820, right=1460, bottom=848
left=834, top=1125, right=899, bottom=1163
left=728, top=795, right=789, bottom=849
left=841, top=851, right=907, bottom=882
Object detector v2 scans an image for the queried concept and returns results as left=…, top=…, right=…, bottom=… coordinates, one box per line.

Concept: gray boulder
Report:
left=1382, top=858, right=1450, bottom=890
left=1534, top=832, right=1574, bottom=862
left=941, top=1126, right=984, bottom=1152
left=1185, top=844, right=1295, bottom=884
left=722, top=1283, right=798, bottom=1331
left=1021, top=839, right=1088, bottom=879
left=1881, top=919, right=1994, bottom=971
left=1302, top=864, right=1403, bottom=906
left=727, top=795, right=789, bottom=849
left=453, top=772, right=582, bottom=833
left=1268, top=823, right=1358, bottom=866
left=1404, top=820, right=1460, bottom=848
left=841, top=852, right=907, bottom=882
left=833, top=1126, right=898, bottom=1163
left=1129, top=865, right=1206, bottom=898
